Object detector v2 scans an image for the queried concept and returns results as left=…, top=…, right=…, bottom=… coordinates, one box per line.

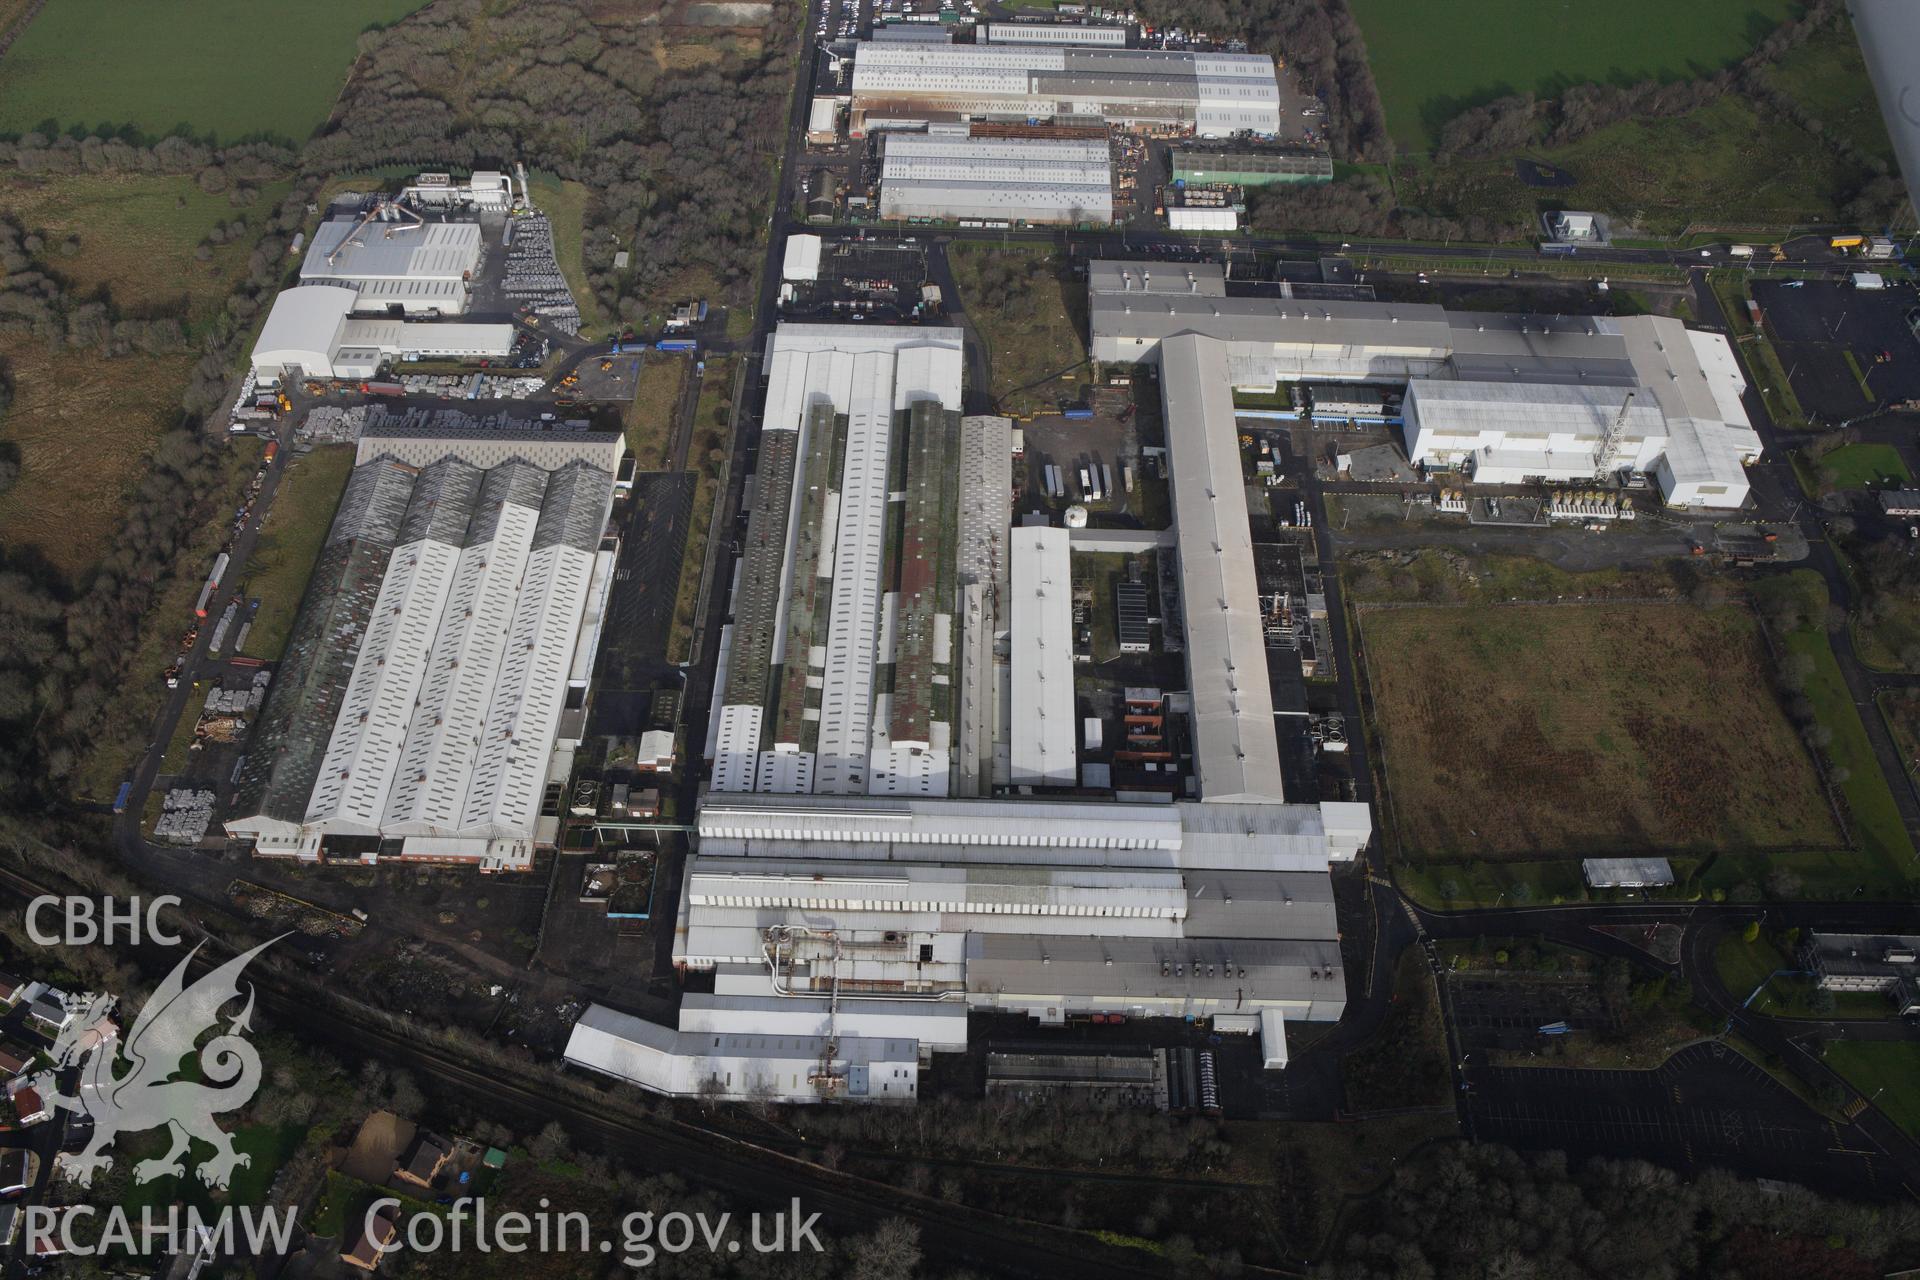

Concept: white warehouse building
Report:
left=707, top=323, right=971, bottom=799
left=226, top=443, right=621, bottom=871
left=1089, top=262, right=1762, bottom=508
left=982, top=21, right=1131, bottom=46
left=879, top=130, right=1114, bottom=225
left=1009, top=525, right=1076, bottom=785
left=250, top=286, right=513, bottom=384
left=849, top=42, right=1283, bottom=138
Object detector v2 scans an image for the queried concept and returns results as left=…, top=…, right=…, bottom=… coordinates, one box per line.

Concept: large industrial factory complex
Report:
left=561, top=249, right=1784, bottom=1104
left=564, top=310, right=1371, bottom=1105
left=1089, top=261, right=1762, bottom=507
left=847, top=41, right=1285, bottom=138
left=225, top=422, right=624, bottom=871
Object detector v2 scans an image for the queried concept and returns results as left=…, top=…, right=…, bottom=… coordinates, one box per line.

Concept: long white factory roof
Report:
left=882, top=132, right=1112, bottom=181
left=1407, top=379, right=1668, bottom=441
left=231, top=456, right=614, bottom=850
left=852, top=41, right=1276, bottom=95
left=695, top=793, right=1371, bottom=867
left=564, top=1003, right=920, bottom=1102
left=879, top=132, right=1114, bottom=220
left=1159, top=333, right=1287, bottom=802
left=964, top=933, right=1344, bottom=1011
left=1009, top=526, right=1077, bottom=786
left=814, top=349, right=901, bottom=794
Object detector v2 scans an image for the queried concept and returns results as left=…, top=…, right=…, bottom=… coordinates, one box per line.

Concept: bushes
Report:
left=1246, top=172, right=1524, bottom=241
left=305, top=0, right=800, bottom=322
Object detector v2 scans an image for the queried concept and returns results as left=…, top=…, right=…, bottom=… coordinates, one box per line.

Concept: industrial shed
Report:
left=1010, top=525, right=1076, bottom=785
left=250, top=287, right=513, bottom=385
left=250, top=286, right=358, bottom=381
left=1172, top=149, right=1333, bottom=187
left=564, top=1004, right=921, bottom=1104
left=226, top=451, right=619, bottom=871
left=849, top=42, right=1283, bottom=138
left=879, top=131, right=1114, bottom=225
left=1091, top=261, right=1761, bottom=509
left=301, top=217, right=482, bottom=315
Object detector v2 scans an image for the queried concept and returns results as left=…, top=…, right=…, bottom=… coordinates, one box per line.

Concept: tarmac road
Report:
left=808, top=222, right=1870, bottom=280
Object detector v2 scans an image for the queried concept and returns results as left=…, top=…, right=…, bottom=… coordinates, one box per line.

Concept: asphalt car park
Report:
left=1753, top=278, right=1920, bottom=418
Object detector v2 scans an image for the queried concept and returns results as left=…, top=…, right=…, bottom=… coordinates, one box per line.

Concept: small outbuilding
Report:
left=1581, top=857, right=1675, bottom=889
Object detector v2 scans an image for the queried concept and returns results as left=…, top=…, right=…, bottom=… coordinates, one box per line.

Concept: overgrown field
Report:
left=1361, top=602, right=1839, bottom=859
left=1397, top=96, right=1865, bottom=237
left=239, top=446, right=357, bottom=662
left=1348, top=0, right=1801, bottom=150
left=0, top=171, right=282, bottom=576
left=667, top=356, right=735, bottom=664
left=1, top=171, right=283, bottom=319
left=949, top=244, right=1087, bottom=415
left=0, top=342, right=196, bottom=576
left=70, top=437, right=267, bottom=803
left=0, top=0, right=426, bottom=143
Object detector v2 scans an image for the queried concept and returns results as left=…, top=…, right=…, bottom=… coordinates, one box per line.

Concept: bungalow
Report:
left=344, top=1207, right=400, bottom=1273
left=10, top=1086, right=50, bottom=1126
left=393, top=1132, right=452, bottom=1190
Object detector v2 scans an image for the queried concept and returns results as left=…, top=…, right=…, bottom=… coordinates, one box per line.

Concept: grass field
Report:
left=1361, top=602, right=1839, bottom=859
left=1818, top=443, right=1912, bottom=489
left=0, top=170, right=287, bottom=576
left=1349, top=0, right=1801, bottom=150
left=949, top=243, right=1087, bottom=416
left=625, top=356, right=687, bottom=469
left=1760, top=23, right=1897, bottom=165
left=238, top=446, right=356, bottom=661
left=528, top=174, right=609, bottom=335
left=1711, top=930, right=1894, bottom=1017
left=1402, top=95, right=1862, bottom=238
left=1758, top=571, right=1918, bottom=889
left=0, top=0, right=426, bottom=143
left=1824, top=1041, right=1920, bottom=1138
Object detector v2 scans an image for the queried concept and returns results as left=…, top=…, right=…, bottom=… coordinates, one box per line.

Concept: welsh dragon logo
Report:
left=29, top=937, right=281, bottom=1189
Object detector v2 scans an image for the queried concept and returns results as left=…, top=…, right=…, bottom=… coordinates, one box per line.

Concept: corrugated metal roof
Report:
left=230, top=460, right=415, bottom=825
left=1010, top=526, right=1077, bottom=785
left=965, top=933, right=1341, bottom=1002
left=1160, top=334, right=1285, bottom=802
